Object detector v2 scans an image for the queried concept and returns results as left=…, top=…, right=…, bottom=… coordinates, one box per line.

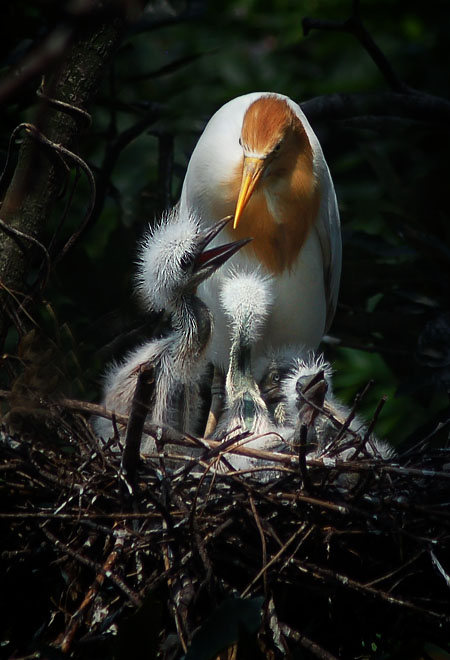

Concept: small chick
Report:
left=214, top=271, right=286, bottom=474
left=93, top=210, right=249, bottom=452
left=280, top=353, right=394, bottom=461
left=255, top=345, right=310, bottom=425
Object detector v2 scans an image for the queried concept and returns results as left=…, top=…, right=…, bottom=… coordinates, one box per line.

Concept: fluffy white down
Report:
left=135, top=209, right=200, bottom=312
left=275, top=353, right=396, bottom=462
left=220, top=269, right=273, bottom=343
left=280, top=352, right=333, bottom=418
left=91, top=338, right=171, bottom=441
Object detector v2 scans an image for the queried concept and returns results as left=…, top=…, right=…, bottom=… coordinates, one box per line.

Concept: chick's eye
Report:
left=274, top=142, right=282, bottom=153
left=297, top=376, right=308, bottom=389
left=238, top=137, right=243, bottom=147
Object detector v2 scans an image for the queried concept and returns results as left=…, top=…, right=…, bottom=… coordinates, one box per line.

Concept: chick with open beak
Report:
left=93, top=210, right=250, bottom=450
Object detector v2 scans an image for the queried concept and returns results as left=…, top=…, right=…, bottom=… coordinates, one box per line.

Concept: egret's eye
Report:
left=272, top=373, right=280, bottom=384
left=238, top=137, right=243, bottom=147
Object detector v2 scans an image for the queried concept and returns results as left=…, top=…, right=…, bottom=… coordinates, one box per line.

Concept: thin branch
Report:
left=297, top=423, right=312, bottom=491
left=121, top=364, right=155, bottom=487
left=279, top=622, right=339, bottom=660
left=40, top=526, right=142, bottom=607
left=59, top=527, right=126, bottom=653
left=302, top=3, right=409, bottom=93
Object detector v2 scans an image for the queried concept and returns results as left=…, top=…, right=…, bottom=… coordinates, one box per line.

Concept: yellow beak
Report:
left=233, top=156, right=266, bottom=229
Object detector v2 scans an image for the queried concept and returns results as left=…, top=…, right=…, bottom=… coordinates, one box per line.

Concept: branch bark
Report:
left=301, top=91, right=450, bottom=125
left=0, top=4, right=133, bottom=348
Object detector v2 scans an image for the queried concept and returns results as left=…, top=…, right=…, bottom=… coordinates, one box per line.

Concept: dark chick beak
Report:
left=195, top=215, right=234, bottom=254
left=191, top=215, right=252, bottom=282
left=296, top=370, right=328, bottom=426
left=194, top=236, right=252, bottom=275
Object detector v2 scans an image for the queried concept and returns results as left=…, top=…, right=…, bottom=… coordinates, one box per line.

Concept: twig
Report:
left=279, top=622, right=339, bottom=660
left=297, top=422, right=312, bottom=491
left=362, top=394, right=387, bottom=444
left=249, top=494, right=268, bottom=597
left=241, top=523, right=309, bottom=598
left=204, top=367, right=225, bottom=437
left=294, top=558, right=449, bottom=622
left=40, top=526, right=142, bottom=607
left=121, top=364, right=155, bottom=487
left=430, top=551, right=450, bottom=589
left=60, top=528, right=127, bottom=653
left=328, top=380, right=373, bottom=449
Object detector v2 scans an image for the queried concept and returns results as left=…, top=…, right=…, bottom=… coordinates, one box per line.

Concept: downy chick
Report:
left=214, top=271, right=286, bottom=474
left=94, top=210, right=249, bottom=453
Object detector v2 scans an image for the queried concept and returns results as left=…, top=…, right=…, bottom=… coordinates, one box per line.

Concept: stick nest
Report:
left=1, top=400, right=450, bottom=660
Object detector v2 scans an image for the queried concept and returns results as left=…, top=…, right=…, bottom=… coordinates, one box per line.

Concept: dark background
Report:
left=1, top=0, right=449, bottom=447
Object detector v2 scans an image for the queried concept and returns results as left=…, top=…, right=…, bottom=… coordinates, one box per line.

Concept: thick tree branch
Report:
left=0, top=4, right=134, bottom=348
left=300, top=91, right=450, bottom=125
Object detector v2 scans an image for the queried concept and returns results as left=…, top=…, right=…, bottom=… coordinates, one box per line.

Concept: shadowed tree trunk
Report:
left=0, top=3, right=136, bottom=349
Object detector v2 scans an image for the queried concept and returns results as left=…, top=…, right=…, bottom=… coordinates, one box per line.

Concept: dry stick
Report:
left=327, top=380, right=373, bottom=449
left=279, top=622, right=338, bottom=660
left=294, top=558, right=448, bottom=622
left=297, top=422, right=312, bottom=491
left=60, top=528, right=126, bottom=653
left=121, top=364, right=155, bottom=589
left=249, top=494, right=268, bottom=598
left=172, top=428, right=256, bottom=485
left=266, top=595, right=289, bottom=656
left=401, top=417, right=450, bottom=457
left=365, top=394, right=388, bottom=441
left=40, top=526, right=141, bottom=607
left=121, top=364, right=155, bottom=487
left=55, top=394, right=296, bottom=466
left=204, top=366, right=224, bottom=437
left=352, top=394, right=388, bottom=459
left=0, top=511, right=176, bottom=520
left=241, top=524, right=308, bottom=598
left=4, top=391, right=450, bottom=480
left=161, top=516, right=189, bottom=653
left=364, top=551, right=425, bottom=589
